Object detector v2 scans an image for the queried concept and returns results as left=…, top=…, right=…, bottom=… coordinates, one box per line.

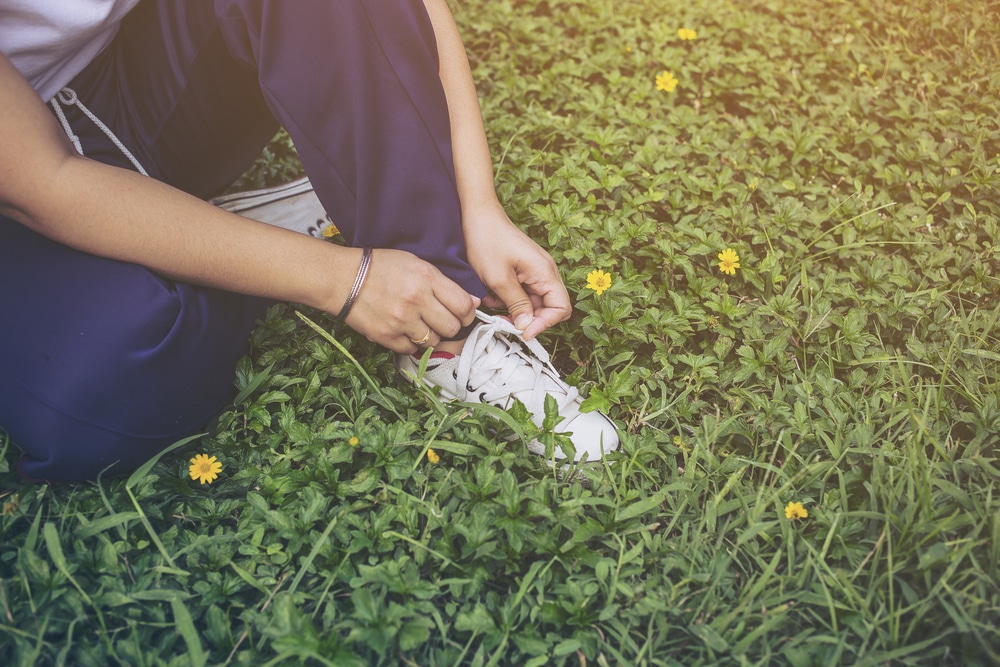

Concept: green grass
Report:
left=3, top=0, right=1000, bottom=664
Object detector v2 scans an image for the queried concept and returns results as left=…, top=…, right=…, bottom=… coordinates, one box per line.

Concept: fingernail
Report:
left=472, top=296, right=482, bottom=308
left=514, top=313, right=533, bottom=331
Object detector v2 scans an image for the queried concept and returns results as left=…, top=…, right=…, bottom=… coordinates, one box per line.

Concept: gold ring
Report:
left=409, top=327, right=432, bottom=346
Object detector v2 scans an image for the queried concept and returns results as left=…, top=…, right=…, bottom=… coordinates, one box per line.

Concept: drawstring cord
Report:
left=48, top=86, right=149, bottom=176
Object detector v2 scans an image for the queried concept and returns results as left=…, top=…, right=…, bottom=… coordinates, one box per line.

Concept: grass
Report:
left=3, top=0, right=1000, bottom=664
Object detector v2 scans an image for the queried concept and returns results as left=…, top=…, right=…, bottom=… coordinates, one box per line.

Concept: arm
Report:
left=0, top=52, right=475, bottom=353
left=420, top=0, right=572, bottom=340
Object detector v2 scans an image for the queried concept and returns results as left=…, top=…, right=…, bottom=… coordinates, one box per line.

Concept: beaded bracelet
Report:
left=337, top=247, right=373, bottom=321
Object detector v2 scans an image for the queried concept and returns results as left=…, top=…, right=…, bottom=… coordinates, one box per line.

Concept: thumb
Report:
left=492, top=278, right=534, bottom=332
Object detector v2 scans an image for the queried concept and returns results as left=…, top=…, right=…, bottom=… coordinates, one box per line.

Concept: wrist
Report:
left=336, top=246, right=373, bottom=321
left=457, top=182, right=501, bottom=211
left=460, top=196, right=510, bottom=232
left=304, top=244, right=367, bottom=316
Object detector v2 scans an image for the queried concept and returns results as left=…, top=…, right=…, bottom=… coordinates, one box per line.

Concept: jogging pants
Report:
left=0, top=0, right=485, bottom=482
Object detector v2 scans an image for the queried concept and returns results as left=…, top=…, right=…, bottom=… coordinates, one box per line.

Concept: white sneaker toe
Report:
left=535, top=409, right=619, bottom=462
left=396, top=311, right=619, bottom=462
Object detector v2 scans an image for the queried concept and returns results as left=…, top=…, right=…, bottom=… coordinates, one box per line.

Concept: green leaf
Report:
left=125, top=433, right=205, bottom=489
left=579, top=390, right=611, bottom=414
left=398, top=618, right=433, bottom=650
left=131, top=590, right=192, bottom=602
left=691, top=622, right=729, bottom=652
left=553, top=638, right=582, bottom=656
left=455, top=604, right=496, bottom=634
left=232, top=363, right=274, bottom=405
left=75, top=512, right=141, bottom=539
left=615, top=491, right=667, bottom=523
left=171, top=599, right=207, bottom=667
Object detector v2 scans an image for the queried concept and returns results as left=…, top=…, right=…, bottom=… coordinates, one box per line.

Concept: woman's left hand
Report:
left=463, top=201, right=572, bottom=340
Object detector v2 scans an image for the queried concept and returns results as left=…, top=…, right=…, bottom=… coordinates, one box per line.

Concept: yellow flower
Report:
left=784, top=501, right=809, bottom=520
left=678, top=28, right=698, bottom=40
left=321, top=224, right=339, bottom=238
left=348, top=436, right=360, bottom=446
left=426, top=448, right=440, bottom=464
left=655, top=70, right=679, bottom=93
left=717, top=248, right=741, bottom=275
left=586, top=269, right=613, bottom=295
left=188, top=454, right=222, bottom=485
left=2, top=493, right=19, bottom=517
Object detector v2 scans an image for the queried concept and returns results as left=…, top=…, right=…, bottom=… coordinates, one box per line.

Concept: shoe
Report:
left=210, top=176, right=337, bottom=238
left=396, top=311, right=619, bottom=462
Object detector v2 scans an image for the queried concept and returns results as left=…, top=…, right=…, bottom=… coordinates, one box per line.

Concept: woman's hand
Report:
left=419, top=1, right=571, bottom=341
left=341, top=248, right=479, bottom=354
left=1, top=45, right=474, bottom=359
left=463, top=201, right=572, bottom=340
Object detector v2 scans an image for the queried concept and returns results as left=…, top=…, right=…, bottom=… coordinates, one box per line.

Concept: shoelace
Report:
left=453, top=312, right=579, bottom=417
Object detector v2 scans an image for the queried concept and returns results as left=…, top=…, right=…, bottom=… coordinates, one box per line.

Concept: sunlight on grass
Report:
left=2, top=0, right=999, bottom=664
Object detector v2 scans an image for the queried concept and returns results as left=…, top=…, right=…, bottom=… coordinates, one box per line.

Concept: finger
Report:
left=407, top=322, right=435, bottom=348
left=518, top=277, right=571, bottom=340
left=396, top=333, right=439, bottom=357
left=521, top=305, right=568, bottom=339
left=481, top=289, right=568, bottom=338
left=481, top=295, right=539, bottom=327
left=481, top=293, right=506, bottom=311
left=421, top=296, right=476, bottom=340
left=385, top=336, right=420, bottom=355
left=431, top=274, right=479, bottom=328
left=490, top=275, right=536, bottom=332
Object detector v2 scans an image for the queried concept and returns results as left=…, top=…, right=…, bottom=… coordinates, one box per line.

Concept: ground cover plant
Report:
left=2, top=0, right=999, bottom=664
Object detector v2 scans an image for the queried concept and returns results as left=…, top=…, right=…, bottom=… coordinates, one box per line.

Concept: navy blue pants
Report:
left=0, top=0, right=485, bottom=482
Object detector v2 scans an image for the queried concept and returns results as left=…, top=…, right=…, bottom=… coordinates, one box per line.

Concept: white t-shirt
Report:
left=0, top=0, right=140, bottom=101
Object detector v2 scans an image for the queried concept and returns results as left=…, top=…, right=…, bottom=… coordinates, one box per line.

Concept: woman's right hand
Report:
left=0, top=50, right=474, bottom=355
left=339, top=248, right=478, bottom=355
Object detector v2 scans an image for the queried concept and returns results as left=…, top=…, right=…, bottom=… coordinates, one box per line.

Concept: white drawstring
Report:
left=48, top=87, right=149, bottom=176
left=48, top=91, right=83, bottom=155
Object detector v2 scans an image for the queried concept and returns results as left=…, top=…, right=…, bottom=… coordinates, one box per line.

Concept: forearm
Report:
left=419, top=1, right=571, bottom=335
left=15, top=156, right=356, bottom=313
left=421, top=0, right=503, bottom=218
left=0, top=50, right=353, bottom=315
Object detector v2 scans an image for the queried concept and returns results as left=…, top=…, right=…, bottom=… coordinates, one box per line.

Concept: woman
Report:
left=0, top=0, right=617, bottom=482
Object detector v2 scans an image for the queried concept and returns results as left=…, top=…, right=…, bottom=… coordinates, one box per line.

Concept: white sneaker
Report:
left=210, top=176, right=337, bottom=238
left=396, top=311, right=619, bottom=462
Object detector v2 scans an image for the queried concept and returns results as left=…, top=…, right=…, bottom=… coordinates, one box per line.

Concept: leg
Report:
left=71, top=0, right=485, bottom=295
left=0, top=217, right=270, bottom=482
left=209, top=0, right=486, bottom=295
left=1, top=2, right=278, bottom=482
left=178, top=0, right=616, bottom=461
left=55, top=0, right=280, bottom=197
left=1, top=0, right=499, bottom=480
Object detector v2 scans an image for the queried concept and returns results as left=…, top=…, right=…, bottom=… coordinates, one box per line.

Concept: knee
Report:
left=3, top=382, right=207, bottom=483
left=0, top=287, right=265, bottom=483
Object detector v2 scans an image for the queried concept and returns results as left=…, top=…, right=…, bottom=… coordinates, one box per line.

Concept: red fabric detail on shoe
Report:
left=411, top=351, right=456, bottom=360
